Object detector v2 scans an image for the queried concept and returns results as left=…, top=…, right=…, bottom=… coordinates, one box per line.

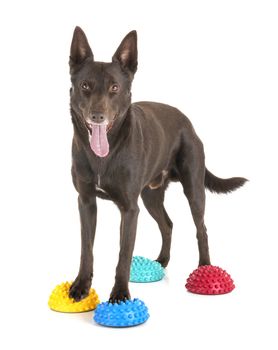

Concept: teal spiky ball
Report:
left=130, top=256, right=165, bottom=283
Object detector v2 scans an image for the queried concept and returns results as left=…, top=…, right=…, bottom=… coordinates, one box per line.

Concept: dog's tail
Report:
left=205, top=168, right=247, bottom=194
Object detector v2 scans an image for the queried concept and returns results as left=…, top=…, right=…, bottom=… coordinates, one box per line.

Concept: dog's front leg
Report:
left=109, top=204, right=140, bottom=303
left=69, top=183, right=97, bottom=302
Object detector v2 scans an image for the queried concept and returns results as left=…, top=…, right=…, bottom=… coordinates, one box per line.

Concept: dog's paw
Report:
left=69, top=277, right=91, bottom=302
left=156, top=255, right=170, bottom=268
left=109, top=287, right=130, bottom=304
left=198, top=258, right=211, bottom=266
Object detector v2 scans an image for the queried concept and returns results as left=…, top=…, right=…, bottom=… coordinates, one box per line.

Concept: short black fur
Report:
left=68, top=27, right=247, bottom=303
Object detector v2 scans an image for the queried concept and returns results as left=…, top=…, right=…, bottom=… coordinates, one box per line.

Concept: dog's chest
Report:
left=93, top=159, right=122, bottom=196
left=95, top=174, right=108, bottom=194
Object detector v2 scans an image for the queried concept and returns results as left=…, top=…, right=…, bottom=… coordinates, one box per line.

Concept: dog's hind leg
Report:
left=176, top=141, right=211, bottom=266
left=141, top=186, right=173, bottom=267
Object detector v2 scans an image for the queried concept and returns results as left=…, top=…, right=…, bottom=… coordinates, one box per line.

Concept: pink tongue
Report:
left=90, top=124, right=109, bottom=157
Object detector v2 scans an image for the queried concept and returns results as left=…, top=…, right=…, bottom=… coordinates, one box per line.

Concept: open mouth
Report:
left=84, top=114, right=118, bottom=158
left=85, top=114, right=117, bottom=135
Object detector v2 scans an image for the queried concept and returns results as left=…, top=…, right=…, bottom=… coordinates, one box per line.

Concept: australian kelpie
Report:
left=68, top=27, right=246, bottom=303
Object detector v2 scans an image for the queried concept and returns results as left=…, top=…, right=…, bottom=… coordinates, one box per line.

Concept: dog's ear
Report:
left=112, top=31, right=137, bottom=75
left=69, top=26, right=93, bottom=73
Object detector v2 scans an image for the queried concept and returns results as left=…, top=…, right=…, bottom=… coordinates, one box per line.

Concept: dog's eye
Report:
left=110, top=84, right=119, bottom=93
left=80, top=81, right=90, bottom=91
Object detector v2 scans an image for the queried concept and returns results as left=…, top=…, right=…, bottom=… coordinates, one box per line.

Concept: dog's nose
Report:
left=91, top=112, right=105, bottom=124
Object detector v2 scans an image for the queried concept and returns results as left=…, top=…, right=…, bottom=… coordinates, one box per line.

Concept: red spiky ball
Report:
left=185, top=265, right=235, bottom=295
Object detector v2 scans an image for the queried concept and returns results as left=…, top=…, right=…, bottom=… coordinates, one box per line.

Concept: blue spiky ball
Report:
left=93, top=299, right=149, bottom=327
left=130, top=256, right=165, bottom=283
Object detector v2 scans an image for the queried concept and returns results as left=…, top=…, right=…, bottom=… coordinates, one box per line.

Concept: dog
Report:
left=68, top=27, right=247, bottom=303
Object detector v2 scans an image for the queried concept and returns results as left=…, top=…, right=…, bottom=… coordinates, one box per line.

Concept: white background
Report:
left=0, top=0, right=277, bottom=349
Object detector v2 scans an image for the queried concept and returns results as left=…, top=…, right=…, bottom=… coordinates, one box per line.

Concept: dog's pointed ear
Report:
left=112, top=31, right=137, bottom=75
left=69, top=26, right=93, bottom=72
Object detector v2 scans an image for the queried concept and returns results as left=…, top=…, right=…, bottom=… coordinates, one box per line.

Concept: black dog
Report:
left=68, top=27, right=246, bottom=303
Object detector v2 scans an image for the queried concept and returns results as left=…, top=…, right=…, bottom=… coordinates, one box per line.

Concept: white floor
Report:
left=2, top=180, right=277, bottom=350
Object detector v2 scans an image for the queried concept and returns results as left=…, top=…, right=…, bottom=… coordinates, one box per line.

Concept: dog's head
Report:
left=69, top=27, right=137, bottom=157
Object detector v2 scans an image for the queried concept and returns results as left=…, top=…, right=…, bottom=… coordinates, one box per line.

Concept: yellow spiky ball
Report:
left=48, top=281, right=100, bottom=313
